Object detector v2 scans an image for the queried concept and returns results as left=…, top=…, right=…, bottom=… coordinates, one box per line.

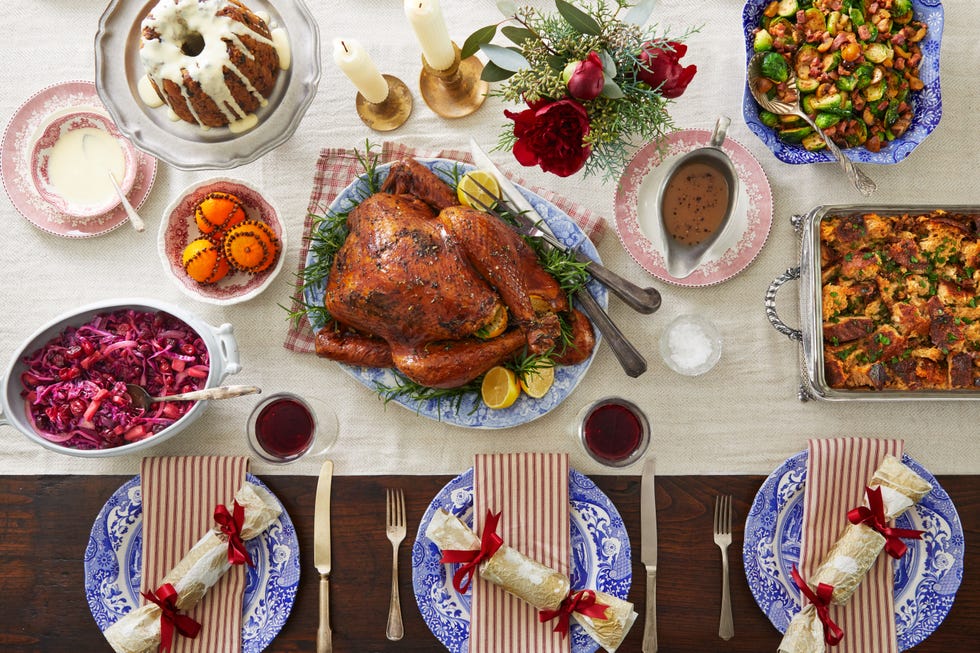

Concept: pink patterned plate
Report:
left=1, top=80, right=157, bottom=238
left=158, top=178, right=287, bottom=305
left=614, top=129, right=773, bottom=287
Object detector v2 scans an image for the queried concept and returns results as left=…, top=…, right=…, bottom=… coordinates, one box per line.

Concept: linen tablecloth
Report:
left=0, top=1, right=978, bottom=477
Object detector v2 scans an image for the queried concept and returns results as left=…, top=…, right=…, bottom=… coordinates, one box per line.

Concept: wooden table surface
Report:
left=1, top=474, right=975, bottom=652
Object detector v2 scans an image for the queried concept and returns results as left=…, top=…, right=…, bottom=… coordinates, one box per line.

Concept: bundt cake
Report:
left=138, top=0, right=289, bottom=131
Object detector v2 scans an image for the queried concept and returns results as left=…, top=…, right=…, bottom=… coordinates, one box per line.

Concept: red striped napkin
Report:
left=139, top=456, right=249, bottom=653
left=471, top=452, right=571, bottom=653
left=800, top=438, right=904, bottom=652
left=283, top=142, right=606, bottom=354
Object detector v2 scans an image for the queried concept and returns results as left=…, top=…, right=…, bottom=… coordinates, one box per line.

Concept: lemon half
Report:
left=481, top=366, right=520, bottom=409
left=457, top=170, right=500, bottom=211
left=520, top=365, right=555, bottom=399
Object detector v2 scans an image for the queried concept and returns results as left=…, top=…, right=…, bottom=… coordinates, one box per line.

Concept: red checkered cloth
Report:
left=282, top=142, right=607, bottom=353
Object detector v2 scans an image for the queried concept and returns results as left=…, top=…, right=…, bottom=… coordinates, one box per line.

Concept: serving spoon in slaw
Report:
left=747, top=52, right=877, bottom=197
left=125, top=384, right=261, bottom=410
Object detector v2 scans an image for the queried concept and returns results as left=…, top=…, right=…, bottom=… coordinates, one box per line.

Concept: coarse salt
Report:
left=667, top=321, right=715, bottom=371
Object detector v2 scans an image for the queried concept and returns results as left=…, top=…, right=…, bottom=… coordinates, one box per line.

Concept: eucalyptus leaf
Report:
left=480, top=61, right=516, bottom=82
left=546, top=54, right=568, bottom=71
left=600, top=50, right=617, bottom=78
left=496, top=0, right=517, bottom=17
left=555, top=0, right=602, bottom=35
left=479, top=43, right=530, bottom=72
left=461, top=25, right=497, bottom=60
left=501, top=26, right=533, bottom=45
left=601, top=78, right=625, bottom=99
left=622, top=0, right=656, bottom=26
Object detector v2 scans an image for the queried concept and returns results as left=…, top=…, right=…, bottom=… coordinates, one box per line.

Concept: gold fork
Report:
left=713, top=494, right=734, bottom=640
left=385, top=488, right=406, bottom=640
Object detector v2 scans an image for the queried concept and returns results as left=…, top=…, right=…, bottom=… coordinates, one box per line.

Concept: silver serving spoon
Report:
left=747, top=52, right=876, bottom=197
left=125, top=384, right=261, bottom=410
left=82, top=133, right=146, bottom=232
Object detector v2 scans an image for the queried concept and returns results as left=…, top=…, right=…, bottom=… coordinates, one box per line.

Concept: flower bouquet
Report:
left=463, top=0, right=698, bottom=179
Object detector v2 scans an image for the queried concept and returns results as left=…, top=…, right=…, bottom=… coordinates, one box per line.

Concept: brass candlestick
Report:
left=419, top=42, right=488, bottom=119
left=355, top=74, right=413, bottom=132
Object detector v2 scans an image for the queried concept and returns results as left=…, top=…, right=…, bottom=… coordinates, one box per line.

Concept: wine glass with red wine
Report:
left=246, top=392, right=338, bottom=464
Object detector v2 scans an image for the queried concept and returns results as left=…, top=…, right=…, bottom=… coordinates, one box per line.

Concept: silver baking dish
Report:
left=767, top=204, right=980, bottom=401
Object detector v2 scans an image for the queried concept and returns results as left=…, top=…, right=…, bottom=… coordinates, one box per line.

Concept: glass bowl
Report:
left=659, top=314, right=723, bottom=376
left=741, top=0, right=943, bottom=165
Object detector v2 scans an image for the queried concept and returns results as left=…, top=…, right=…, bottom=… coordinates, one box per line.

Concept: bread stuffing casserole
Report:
left=821, top=209, right=980, bottom=390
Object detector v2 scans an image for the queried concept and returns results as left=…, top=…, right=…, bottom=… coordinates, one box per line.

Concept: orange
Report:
left=195, top=192, right=246, bottom=239
left=222, top=220, right=280, bottom=273
left=182, top=238, right=229, bottom=284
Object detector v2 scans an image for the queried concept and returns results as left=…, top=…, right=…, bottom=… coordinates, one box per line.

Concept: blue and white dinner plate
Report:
left=411, top=468, right=632, bottom=653
left=743, top=451, right=963, bottom=650
left=83, top=473, right=300, bottom=653
left=303, top=158, right=607, bottom=429
left=741, top=0, right=944, bottom=165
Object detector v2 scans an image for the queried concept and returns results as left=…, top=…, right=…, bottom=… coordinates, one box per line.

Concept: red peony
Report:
left=636, top=41, right=697, bottom=99
left=504, top=99, right=592, bottom=177
left=564, top=51, right=605, bottom=101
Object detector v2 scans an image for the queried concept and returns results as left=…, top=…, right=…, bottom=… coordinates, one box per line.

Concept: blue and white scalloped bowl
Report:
left=741, top=0, right=944, bottom=164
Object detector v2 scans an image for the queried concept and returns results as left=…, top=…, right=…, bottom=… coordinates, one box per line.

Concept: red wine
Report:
left=254, top=397, right=315, bottom=459
left=583, top=403, right=643, bottom=462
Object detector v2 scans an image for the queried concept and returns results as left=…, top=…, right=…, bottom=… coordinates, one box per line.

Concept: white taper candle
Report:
left=332, top=38, right=390, bottom=104
left=404, top=0, right=455, bottom=71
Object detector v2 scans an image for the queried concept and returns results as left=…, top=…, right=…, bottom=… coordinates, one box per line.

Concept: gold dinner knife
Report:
left=315, top=459, right=333, bottom=652
left=641, top=458, right=658, bottom=652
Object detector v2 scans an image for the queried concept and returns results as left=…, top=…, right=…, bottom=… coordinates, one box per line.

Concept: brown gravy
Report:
left=661, top=160, right=730, bottom=246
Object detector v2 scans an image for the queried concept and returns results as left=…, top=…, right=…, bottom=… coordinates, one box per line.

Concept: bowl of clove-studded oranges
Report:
left=158, top=178, right=286, bottom=305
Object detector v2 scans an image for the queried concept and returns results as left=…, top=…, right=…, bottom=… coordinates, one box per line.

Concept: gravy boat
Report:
left=657, top=116, right=739, bottom=279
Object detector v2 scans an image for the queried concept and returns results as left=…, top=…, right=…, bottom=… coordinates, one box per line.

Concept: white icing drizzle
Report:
left=272, top=28, right=290, bottom=70
left=137, top=75, right=165, bottom=107
left=139, top=0, right=281, bottom=128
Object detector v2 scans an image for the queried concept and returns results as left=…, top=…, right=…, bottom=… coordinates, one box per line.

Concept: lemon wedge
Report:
left=481, top=366, right=520, bottom=409
left=457, top=170, right=500, bottom=211
left=520, top=365, right=555, bottom=399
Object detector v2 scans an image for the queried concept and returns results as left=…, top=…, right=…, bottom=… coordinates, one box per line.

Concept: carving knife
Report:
left=315, top=459, right=333, bottom=652
left=641, top=458, right=658, bottom=652
left=468, top=138, right=648, bottom=378
left=468, top=137, right=661, bottom=314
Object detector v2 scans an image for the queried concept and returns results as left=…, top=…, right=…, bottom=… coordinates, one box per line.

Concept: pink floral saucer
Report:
left=614, top=129, right=773, bottom=287
left=1, top=80, right=156, bottom=238
left=158, top=178, right=286, bottom=305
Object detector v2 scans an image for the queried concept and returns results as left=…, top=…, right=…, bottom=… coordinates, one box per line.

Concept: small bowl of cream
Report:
left=659, top=313, right=723, bottom=376
left=30, top=111, right=137, bottom=218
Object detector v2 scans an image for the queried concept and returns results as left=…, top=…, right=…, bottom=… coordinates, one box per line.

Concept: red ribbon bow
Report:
left=791, top=566, right=843, bottom=646
left=214, top=501, right=253, bottom=567
left=439, top=510, right=504, bottom=594
left=538, top=589, right=610, bottom=638
left=847, top=486, right=924, bottom=559
left=141, top=583, right=202, bottom=653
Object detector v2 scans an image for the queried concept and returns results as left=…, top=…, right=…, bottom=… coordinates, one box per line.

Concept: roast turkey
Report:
left=314, top=158, right=595, bottom=388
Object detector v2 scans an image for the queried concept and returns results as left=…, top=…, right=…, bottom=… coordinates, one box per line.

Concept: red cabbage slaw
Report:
left=19, top=309, right=210, bottom=450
